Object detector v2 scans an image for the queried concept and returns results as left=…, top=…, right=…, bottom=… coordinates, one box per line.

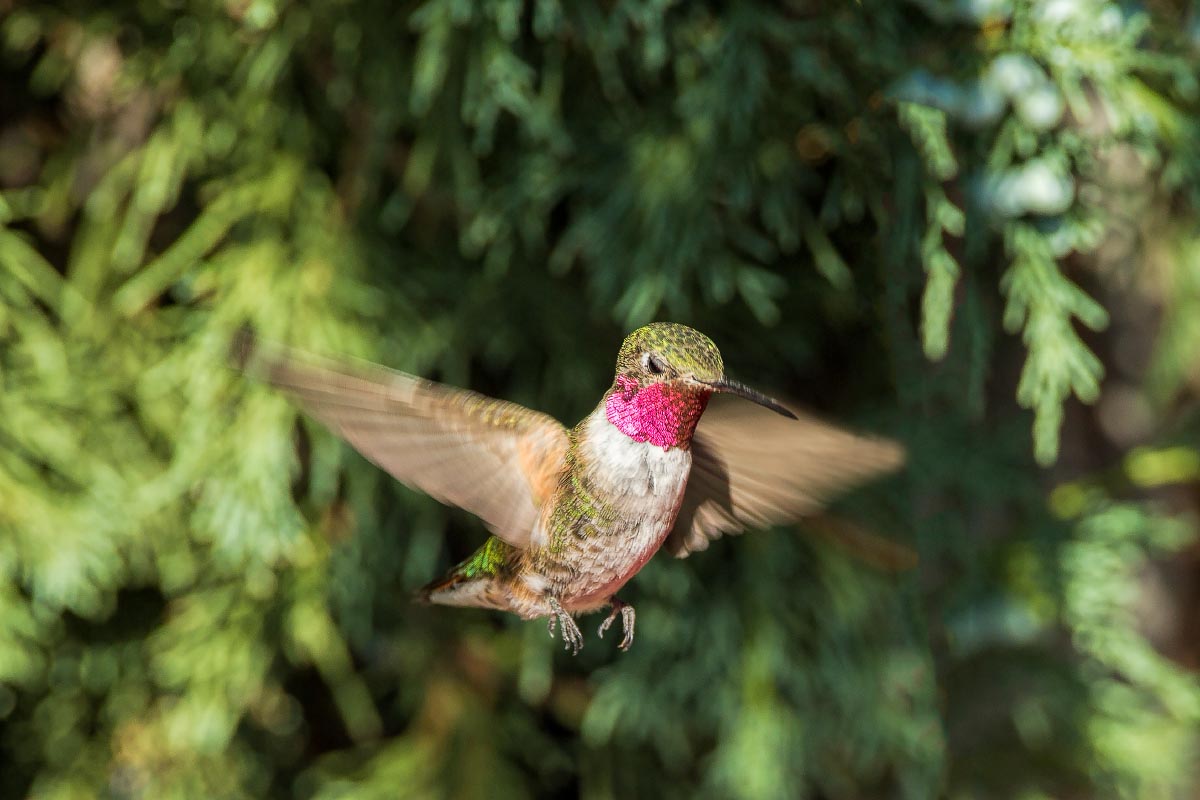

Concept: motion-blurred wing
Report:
left=236, top=334, right=567, bottom=548
left=666, top=396, right=906, bottom=560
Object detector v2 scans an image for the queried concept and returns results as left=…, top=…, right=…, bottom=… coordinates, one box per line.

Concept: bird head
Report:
left=605, top=323, right=795, bottom=449
left=613, top=322, right=796, bottom=418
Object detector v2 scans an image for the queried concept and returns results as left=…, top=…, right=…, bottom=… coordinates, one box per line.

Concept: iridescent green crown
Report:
left=617, top=322, right=724, bottom=381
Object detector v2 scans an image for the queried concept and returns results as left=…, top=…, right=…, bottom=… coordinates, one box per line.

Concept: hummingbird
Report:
left=234, top=322, right=904, bottom=653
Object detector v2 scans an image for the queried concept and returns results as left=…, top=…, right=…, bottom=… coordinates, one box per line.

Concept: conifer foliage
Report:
left=2, top=1, right=1199, bottom=797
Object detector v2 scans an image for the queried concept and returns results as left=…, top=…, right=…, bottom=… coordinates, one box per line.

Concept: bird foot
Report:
left=597, top=597, right=636, bottom=651
left=546, top=597, right=584, bottom=655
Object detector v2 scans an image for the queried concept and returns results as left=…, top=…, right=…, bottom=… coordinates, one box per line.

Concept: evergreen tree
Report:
left=1, top=1, right=1198, bottom=797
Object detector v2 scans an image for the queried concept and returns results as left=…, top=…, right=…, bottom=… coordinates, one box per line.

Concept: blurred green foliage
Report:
left=2, top=0, right=1199, bottom=797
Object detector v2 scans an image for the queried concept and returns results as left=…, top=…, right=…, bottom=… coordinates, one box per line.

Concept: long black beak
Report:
left=703, top=377, right=798, bottom=419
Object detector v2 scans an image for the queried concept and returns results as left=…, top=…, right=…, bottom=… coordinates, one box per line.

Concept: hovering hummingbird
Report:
left=235, top=323, right=904, bottom=653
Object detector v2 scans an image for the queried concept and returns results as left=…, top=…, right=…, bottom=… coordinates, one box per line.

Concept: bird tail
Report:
left=418, top=570, right=501, bottom=609
left=418, top=536, right=513, bottom=609
left=415, top=572, right=461, bottom=604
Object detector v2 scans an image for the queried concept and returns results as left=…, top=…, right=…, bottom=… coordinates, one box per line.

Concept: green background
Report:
left=2, top=0, right=1199, bottom=797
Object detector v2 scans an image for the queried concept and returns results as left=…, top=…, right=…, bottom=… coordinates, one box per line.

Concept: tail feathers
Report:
left=418, top=571, right=498, bottom=609
left=416, top=572, right=461, bottom=604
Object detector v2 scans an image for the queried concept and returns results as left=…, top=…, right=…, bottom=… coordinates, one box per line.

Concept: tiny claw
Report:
left=547, top=597, right=584, bottom=655
left=598, top=598, right=636, bottom=651
left=617, top=605, right=636, bottom=651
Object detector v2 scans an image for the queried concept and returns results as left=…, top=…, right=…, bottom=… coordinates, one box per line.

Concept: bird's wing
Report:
left=665, top=395, right=906, bottom=560
left=236, top=334, right=568, bottom=549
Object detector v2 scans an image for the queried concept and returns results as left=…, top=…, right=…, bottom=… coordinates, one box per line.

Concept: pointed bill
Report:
left=701, top=377, right=798, bottom=419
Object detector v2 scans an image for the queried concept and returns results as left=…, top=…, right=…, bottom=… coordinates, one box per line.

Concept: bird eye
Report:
left=643, top=353, right=665, bottom=374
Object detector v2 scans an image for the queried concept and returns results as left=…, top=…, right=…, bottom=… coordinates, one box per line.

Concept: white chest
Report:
left=581, top=411, right=692, bottom=506
left=549, top=413, right=691, bottom=608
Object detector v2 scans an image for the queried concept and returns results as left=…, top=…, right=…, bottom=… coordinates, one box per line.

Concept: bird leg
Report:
left=546, top=597, right=584, bottom=655
left=597, top=596, right=636, bottom=651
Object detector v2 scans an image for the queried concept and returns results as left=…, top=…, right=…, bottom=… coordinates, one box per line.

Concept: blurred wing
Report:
left=237, top=334, right=568, bottom=548
left=665, top=396, right=906, bottom=559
